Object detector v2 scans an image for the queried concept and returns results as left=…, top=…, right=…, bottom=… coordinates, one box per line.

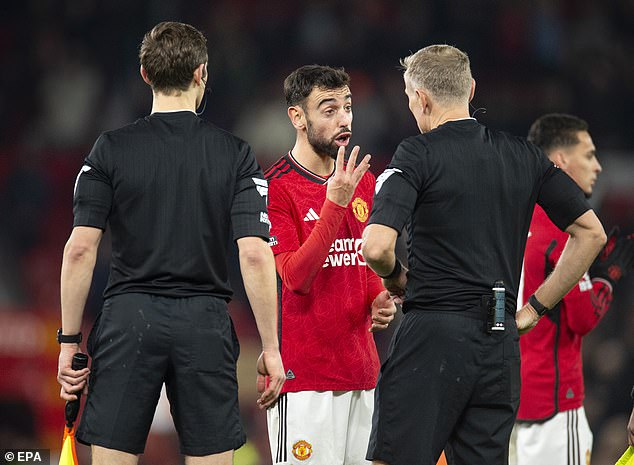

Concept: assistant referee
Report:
left=362, top=45, right=606, bottom=465
left=56, top=21, right=284, bottom=465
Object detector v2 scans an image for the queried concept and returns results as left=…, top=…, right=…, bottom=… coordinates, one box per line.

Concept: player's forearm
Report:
left=534, top=211, right=605, bottom=309
left=238, top=237, right=280, bottom=350
left=60, top=240, right=98, bottom=334
left=277, top=199, right=346, bottom=294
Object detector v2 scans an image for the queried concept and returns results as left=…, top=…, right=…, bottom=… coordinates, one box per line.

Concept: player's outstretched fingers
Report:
left=346, top=145, right=360, bottom=173
left=335, top=145, right=345, bottom=173
left=352, top=154, right=372, bottom=184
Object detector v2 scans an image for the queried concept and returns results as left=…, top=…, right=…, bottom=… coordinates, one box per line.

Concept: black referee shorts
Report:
left=367, top=309, right=520, bottom=465
left=77, top=293, right=246, bottom=456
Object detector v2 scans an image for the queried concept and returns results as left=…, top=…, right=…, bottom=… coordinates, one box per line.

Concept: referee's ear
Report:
left=468, top=79, right=476, bottom=102
left=140, top=65, right=152, bottom=86
left=193, top=63, right=206, bottom=87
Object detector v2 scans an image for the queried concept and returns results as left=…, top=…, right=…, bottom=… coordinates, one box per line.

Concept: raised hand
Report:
left=326, top=145, right=371, bottom=207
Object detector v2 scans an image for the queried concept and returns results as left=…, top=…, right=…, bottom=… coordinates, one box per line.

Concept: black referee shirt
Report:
left=73, top=111, right=270, bottom=300
left=370, top=118, right=590, bottom=313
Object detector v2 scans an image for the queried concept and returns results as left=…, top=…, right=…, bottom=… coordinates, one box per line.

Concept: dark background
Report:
left=0, top=1, right=633, bottom=464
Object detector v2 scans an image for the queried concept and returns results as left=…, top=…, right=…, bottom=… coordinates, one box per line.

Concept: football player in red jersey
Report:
left=510, top=114, right=634, bottom=465
left=263, top=65, right=396, bottom=465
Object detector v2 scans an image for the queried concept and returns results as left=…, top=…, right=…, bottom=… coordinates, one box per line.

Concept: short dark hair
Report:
left=139, top=21, right=208, bottom=94
left=527, top=113, right=589, bottom=154
left=284, top=65, right=350, bottom=107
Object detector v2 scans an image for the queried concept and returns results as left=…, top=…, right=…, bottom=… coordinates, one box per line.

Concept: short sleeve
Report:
left=73, top=134, right=113, bottom=230
left=231, top=141, right=270, bottom=241
left=368, top=138, right=425, bottom=233
left=537, top=164, right=591, bottom=231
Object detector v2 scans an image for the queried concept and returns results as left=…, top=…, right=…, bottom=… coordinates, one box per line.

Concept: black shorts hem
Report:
left=76, top=433, right=145, bottom=455
left=181, top=434, right=247, bottom=457
left=366, top=452, right=393, bottom=463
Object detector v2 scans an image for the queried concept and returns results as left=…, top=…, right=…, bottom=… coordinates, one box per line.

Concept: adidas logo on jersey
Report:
left=286, top=369, right=296, bottom=380
left=303, top=208, right=320, bottom=222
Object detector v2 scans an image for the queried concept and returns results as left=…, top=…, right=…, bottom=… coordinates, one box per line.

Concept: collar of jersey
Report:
left=444, top=117, right=476, bottom=123
left=151, top=109, right=196, bottom=115
left=286, top=151, right=333, bottom=185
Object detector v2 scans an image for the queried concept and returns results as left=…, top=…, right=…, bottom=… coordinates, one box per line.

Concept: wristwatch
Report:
left=56, top=328, right=82, bottom=344
left=528, top=294, right=549, bottom=316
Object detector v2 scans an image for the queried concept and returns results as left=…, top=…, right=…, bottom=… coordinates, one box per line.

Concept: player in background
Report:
left=510, top=113, right=634, bottom=465
left=264, top=65, right=396, bottom=465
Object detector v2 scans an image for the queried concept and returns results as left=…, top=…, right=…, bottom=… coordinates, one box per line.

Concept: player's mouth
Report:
left=334, top=132, right=351, bottom=147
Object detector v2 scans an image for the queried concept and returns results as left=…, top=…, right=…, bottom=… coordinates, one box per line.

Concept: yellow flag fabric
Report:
left=59, top=426, right=78, bottom=465
left=616, top=446, right=634, bottom=465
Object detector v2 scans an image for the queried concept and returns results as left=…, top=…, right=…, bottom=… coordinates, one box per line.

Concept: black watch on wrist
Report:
left=378, top=259, right=402, bottom=280
left=56, top=328, right=82, bottom=344
left=528, top=294, right=549, bottom=316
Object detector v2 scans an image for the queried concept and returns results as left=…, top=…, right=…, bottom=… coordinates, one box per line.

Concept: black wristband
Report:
left=378, top=259, right=402, bottom=279
left=57, top=328, right=82, bottom=344
left=528, top=294, right=549, bottom=316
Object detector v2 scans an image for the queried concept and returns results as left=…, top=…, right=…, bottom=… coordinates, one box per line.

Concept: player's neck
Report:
left=151, top=90, right=199, bottom=113
left=291, top=140, right=334, bottom=178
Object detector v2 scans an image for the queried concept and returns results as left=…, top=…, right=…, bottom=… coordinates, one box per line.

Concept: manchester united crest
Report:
left=351, top=197, right=369, bottom=222
left=292, top=440, right=313, bottom=461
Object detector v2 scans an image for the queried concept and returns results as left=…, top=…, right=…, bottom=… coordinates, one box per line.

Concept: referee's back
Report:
left=73, top=111, right=267, bottom=300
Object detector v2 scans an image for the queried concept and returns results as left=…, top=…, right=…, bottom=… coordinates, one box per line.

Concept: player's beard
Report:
left=306, top=117, right=340, bottom=160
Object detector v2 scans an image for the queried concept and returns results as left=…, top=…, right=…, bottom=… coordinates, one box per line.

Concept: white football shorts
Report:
left=267, top=390, right=374, bottom=465
left=509, top=407, right=593, bottom=465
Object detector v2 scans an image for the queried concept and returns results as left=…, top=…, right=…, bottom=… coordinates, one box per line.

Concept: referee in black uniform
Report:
left=56, top=22, right=285, bottom=465
left=362, top=45, right=606, bottom=465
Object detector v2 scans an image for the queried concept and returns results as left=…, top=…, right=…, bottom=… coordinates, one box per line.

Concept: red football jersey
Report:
left=518, top=205, right=610, bottom=420
left=265, top=152, right=381, bottom=393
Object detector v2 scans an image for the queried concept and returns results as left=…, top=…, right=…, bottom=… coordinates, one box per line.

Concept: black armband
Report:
left=378, top=259, right=402, bottom=280
left=528, top=294, right=549, bottom=316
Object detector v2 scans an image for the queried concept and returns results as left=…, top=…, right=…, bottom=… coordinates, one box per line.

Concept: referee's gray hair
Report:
left=401, top=45, right=472, bottom=106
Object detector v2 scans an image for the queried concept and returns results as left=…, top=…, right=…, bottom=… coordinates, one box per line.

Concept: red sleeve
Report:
left=275, top=199, right=346, bottom=295
left=564, top=274, right=613, bottom=336
left=528, top=207, right=613, bottom=336
left=365, top=267, right=385, bottom=310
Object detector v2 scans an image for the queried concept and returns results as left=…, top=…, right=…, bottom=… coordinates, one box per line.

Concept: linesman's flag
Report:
left=59, top=426, right=79, bottom=465
left=59, top=353, right=88, bottom=465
